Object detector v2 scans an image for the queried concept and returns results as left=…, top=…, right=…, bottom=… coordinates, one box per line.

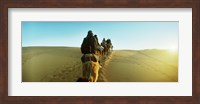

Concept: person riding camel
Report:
left=101, top=38, right=106, bottom=47
left=106, top=39, right=112, bottom=54
left=80, top=30, right=102, bottom=68
left=94, top=34, right=104, bottom=55
left=94, top=34, right=100, bottom=45
left=106, top=39, right=112, bottom=49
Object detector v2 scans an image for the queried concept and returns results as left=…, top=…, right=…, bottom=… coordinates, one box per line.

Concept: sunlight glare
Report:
left=168, top=45, right=178, bottom=52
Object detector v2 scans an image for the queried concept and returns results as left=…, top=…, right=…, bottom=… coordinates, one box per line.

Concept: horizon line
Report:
left=22, top=46, right=175, bottom=51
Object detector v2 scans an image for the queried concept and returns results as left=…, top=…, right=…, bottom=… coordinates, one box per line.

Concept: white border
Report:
left=8, top=8, right=192, bottom=96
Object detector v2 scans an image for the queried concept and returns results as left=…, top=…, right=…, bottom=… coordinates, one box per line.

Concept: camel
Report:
left=78, top=54, right=100, bottom=82
left=81, top=60, right=100, bottom=82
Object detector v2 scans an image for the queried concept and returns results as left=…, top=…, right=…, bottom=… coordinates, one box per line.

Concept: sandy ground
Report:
left=22, top=47, right=83, bottom=82
left=22, top=47, right=178, bottom=82
left=102, top=50, right=178, bottom=82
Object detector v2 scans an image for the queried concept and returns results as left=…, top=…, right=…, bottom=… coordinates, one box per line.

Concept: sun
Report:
left=168, top=45, right=178, bottom=52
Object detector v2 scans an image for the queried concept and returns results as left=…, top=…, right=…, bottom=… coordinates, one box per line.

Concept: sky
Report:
left=22, top=22, right=178, bottom=50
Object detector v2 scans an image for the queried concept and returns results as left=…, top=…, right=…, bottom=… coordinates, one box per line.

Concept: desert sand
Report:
left=22, top=47, right=82, bottom=82
left=22, top=47, right=178, bottom=82
left=99, top=50, right=178, bottom=82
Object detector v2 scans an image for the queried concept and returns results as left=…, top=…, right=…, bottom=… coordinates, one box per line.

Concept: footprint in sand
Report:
left=53, top=74, right=58, bottom=78
left=61, top=76, right=65, bottom=80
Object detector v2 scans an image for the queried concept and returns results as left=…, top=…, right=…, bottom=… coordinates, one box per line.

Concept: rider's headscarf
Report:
left=87, top=30, right=93, bottom=38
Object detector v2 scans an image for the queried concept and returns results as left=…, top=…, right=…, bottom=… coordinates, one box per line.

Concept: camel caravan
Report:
left=77, top=30, right=113, bottom=82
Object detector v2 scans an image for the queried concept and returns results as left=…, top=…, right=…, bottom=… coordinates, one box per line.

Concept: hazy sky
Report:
left=22, top=22, right=178, bottom=50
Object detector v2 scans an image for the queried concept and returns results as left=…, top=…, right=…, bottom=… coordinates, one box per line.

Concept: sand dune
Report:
left=22, top=47, right=178, bottom=82
left=102, top=50, right=178, bottom=82
left=22, top=47, right=83, bottom=82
